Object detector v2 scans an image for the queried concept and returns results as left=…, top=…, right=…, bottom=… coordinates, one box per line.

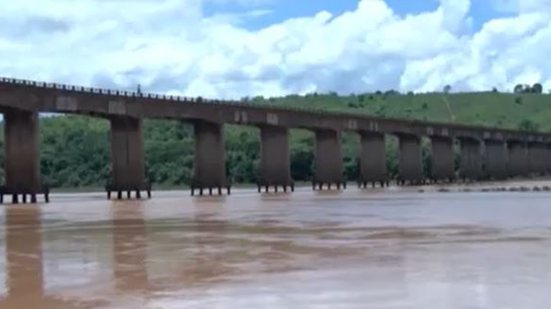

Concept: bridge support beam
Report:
left=313, top=129, right=345, bottom=190
left=507, top=141, right=528, bottom=178
left=397, top=135, right=423, bottom=185
left=1, top=110, right=48, bottom=204
left=539, top=143, right=551, bottom=175
left=191, top=121, right=230, bottom=196
left=430, top=136, right=455, bottom=182
left=546, top=144, right=551, bottom=174
left=528, top=142, right=547, bottom=176
left=358, top=132, right=387, bottom=188
left=108, top=117, right=150, bottom=200
left=484, top=140, right=508, bottom=180
left=459, top=138, right=482, bottom=181
left=258, top=126, right=294, bottom=193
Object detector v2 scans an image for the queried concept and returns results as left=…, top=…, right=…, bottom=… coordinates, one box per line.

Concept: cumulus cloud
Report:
left=0, top=0, right=550, bottom=98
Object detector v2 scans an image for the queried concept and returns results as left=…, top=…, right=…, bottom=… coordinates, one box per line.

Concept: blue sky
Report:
left=204, top=0, right=515, bottom=31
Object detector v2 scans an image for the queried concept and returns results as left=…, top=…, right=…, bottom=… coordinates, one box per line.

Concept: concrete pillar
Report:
left=4, top=110, right=40, bottom=191
left=108, top=116, right=149, bottom=199
left=358, top=132, right=387, bottom=188
left=398, top=134, right=423, bottom=185
left=459, top=138, right=482, bottom=181
left=2, top=110, right=46, bottom=204
left=430, top=136, right=455, bottom=182
left=507, top=141, right=528, bottom=178
left=313, top=129, right=345, bottom=190
left=258, top=125, right=294, bottom=193
left=545, top=144, right=551, bottom=174
left=528, top=142, right=547, bottom=176
left=539, top=144, right=547, bottom=174
left=527, top=143, right=537, bottom=175
left=484, top=140, right=508, bottom=180
left=191, top=120, right=229, bottom=195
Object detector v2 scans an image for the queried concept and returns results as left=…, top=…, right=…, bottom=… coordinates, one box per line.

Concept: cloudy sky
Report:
left=1, top=0, right=550, bottom=98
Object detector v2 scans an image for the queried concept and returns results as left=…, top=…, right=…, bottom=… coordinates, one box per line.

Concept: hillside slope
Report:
left=253, top=92, right=551, bottom=131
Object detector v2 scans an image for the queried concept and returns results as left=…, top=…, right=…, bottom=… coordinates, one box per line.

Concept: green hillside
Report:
left=251, top=91, right=550, bottom=131
left=0, top=91, right=549, bottom=189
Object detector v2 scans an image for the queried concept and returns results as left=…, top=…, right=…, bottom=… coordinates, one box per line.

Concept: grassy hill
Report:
left=250, top=91, right=551, bottom=131
left=0, top=91, right=549, bottom=189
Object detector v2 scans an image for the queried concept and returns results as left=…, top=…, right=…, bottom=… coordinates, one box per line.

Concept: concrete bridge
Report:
left=0, top=77, right=549, bottom=203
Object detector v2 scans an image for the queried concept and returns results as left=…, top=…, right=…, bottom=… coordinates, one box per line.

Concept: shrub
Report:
left=518, top=119, right=540, bottom=132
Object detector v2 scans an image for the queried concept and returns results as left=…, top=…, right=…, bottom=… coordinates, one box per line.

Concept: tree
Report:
left=514, top=84, right=524, bottom=93
left=532, top=83, right=543, bottom=94
left=443, top=85, right=452, bottom=94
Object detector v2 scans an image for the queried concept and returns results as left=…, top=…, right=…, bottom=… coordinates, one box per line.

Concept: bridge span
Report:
left=1, top=77, right=549, bottom=203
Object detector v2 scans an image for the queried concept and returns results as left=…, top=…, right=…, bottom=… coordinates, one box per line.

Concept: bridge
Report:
left=0, top=77, right=549, bottom=203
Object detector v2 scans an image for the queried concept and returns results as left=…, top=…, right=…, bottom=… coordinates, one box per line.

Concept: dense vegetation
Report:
left=0, top=91, right=549, bottom=189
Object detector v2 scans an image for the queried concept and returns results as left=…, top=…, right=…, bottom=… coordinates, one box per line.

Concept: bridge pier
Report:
left=1, top=110, right=48, bottom=204
left=484, top=140, right=508, bottom=180
left=107, top=117, right=150, bottom=200
left=430, top=136, right=455, bottom=183
left=358, top=132, right=388, bottom=188
left=257, top=126, right=294, bottom=193
left=528, top=142, right=547, bottom=176
left=538, top=143, right=548, bottom=175
left=546, top=144, right=551, bottom=174
left=397, top=134, right=423, bottom=185
left=508, top=141, right=528, bottom=178
left=313, top=129, right=345, bottom=190
left=191, top=120, right=230, bottom=196
left=458, top=138, right=482, bottom=181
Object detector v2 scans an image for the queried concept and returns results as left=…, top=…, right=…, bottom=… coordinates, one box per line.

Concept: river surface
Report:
left=1, top=184, right=551, bottom=308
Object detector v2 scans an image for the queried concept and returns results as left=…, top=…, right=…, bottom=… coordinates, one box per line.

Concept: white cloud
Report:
left=1, top=0, right=551, bottom=98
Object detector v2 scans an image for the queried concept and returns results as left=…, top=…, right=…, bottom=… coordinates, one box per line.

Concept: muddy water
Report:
left=1, top=185, right=551, bottom=308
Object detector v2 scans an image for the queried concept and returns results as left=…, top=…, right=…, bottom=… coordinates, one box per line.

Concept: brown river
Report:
left=1, top=182, right=551, bottom=308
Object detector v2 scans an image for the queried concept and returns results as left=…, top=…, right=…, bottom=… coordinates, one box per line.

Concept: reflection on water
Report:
left=5, top=206, right=43, bottom=305
left=112, top=203, right=149, bottom=294
left=1, top=187, right=551, bottom=308
left=0, top=206, right=105, bottom=308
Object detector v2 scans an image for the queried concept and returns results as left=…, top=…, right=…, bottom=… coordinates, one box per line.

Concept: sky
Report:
left=1, top=0, right=551, bottom=99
